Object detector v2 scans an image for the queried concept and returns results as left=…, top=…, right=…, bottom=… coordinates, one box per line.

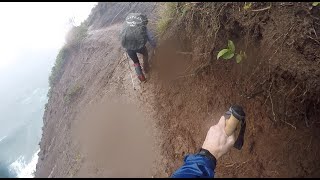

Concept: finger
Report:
left=217, top=115, right=226, bottom=128
left=226, top=133, right=236, bottom=146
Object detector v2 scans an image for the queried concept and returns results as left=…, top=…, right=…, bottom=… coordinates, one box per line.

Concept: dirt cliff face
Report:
left=36, top=2, right=320, bottom=178
left=151, top=2, right=320, bottom=177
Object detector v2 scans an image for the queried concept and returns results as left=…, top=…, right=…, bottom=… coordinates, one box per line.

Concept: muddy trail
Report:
left=35, top=2, right=165, bottom=177
left=36, top=2, right=320, bottom=178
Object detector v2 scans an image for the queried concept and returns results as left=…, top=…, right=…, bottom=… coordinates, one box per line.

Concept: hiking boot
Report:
left=134, top=63, right=146, bottom=82
left=138, top=74, right=146, bottom=82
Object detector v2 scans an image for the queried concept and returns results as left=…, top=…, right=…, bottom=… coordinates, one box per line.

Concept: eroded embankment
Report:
left=148, top=2, right=320, bottom=177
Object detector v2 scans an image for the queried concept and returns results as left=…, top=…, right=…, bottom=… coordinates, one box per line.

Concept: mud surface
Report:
left=36, top=2, right=320, bottom=178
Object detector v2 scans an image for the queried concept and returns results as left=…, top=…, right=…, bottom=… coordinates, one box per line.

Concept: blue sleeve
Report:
left=171, top=154, right=216, bottom=178
left=146, top=29, right=157, bottom=48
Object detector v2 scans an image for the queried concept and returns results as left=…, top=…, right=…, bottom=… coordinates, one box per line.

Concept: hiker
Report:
left=171, top=116, right=235, bottom=178
left=120, top=13, right=157, bottom=82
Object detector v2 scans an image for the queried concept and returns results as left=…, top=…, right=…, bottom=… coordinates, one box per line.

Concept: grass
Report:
left=156, top=2, right=194, bottom=36
left=156, top=2, right=179, bottom=35
left=47, top=22, right=88, bottom=98
left=68, top=152, right=82, bottom=177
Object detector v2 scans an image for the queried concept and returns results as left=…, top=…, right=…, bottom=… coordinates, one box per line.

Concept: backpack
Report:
left=120, top=13, right=148, bottom=51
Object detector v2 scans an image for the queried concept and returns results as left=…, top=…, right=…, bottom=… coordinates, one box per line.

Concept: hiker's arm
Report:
left=171, top=116, right=235, bottom=178
left=171, top=153, right=216, bottom=178
left=146, top=29, right=157, bottom=48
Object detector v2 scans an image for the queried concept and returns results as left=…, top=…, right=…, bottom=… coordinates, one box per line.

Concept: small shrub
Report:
left=44, top=102, right=48, bottom=110
left=48, top=46, right=69, bottom=95
left=65, top=21, right=88, bottom=49
left=64, top=85, right=83, bottom=104
left=47, top=88, right=52, bottom=98
left=217, top=40, right=247, bottom=63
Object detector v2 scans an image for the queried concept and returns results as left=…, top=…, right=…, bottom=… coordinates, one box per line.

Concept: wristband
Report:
left=198, top=148, right=217, bottom=163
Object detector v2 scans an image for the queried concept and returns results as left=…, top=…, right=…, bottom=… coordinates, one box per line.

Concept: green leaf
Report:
left=312, top=2, right=320, bottom=6
left=243, top=51, right=247, bottom=59
left=222, top=51, right=234, bottom=60
left=244, top=2, right=252, bottom=10
left=217, top=49, right=230, bottom=60
left=236, top=54, right=242, bottom=63
left=228, top=40, right=235, bottom=53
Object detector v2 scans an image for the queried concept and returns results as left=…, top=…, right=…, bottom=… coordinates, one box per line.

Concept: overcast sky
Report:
left=0, top=2, right=97, bottom=70
left=0, top=2, right=98, bottom=138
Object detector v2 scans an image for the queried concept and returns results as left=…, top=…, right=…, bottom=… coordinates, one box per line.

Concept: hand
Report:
left=202, top=116, right=235, bottom=159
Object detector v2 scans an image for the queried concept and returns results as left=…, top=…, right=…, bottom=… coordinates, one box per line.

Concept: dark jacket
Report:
left=120, top=25, right=156, bottom=50
left=146, top=29, right=156, bottom=48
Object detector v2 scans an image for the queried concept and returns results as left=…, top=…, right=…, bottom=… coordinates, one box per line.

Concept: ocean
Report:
left=0, top=49, right=56, bottom=178
left=0, top=87, right=47, bottom=178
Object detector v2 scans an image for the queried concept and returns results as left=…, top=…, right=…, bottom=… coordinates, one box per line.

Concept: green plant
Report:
left=217, top=40, right=247, bottom=63
left=48, top=48, right=67, bottom=84
left=156, top=2, right=179, bottom=35
left=65, top=22, right=88, bottom=49
left=44, top=102, right=49, bottom=110
left=156, top=2, right=194, bottom=35
left=64, top=84, right=83, bottom=104
left=243, top=2, right=252, bottom=10
left=47, top=23, right=88, bottom=98
left=312, top=2, right=320, bottom=6
left=181, top=3, right=192, bottom=17
left=47, top=88, right=52, bottom=98
left=236, top=51, right=247, bottom=64
left=48, top=46, right=69, bottom=91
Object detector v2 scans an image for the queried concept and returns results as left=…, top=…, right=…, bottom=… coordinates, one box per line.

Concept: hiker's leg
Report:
left=138, top=46, right=149, bottom=73
left=127, top=49, right=140, bottom=64
left=127, top=49, right=145, bottom=82
left=134, top=63, right=146, bottom=82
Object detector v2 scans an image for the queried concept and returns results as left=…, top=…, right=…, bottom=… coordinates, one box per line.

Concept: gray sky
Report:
left=0, top=2, right=97, bottom=138
left=0, top=2, right=97, bottom=70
